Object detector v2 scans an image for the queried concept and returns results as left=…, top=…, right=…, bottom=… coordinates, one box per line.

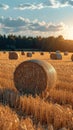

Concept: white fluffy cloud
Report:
left=45, top=0, right=73, bottom=8
left=0, top=1, right=73, bottom=11
left=0, top=17, right=63, bottom=32
left=14, top=0, right=73, bottom=10
left=14, top=3, right=44, bottom=10
left=0, top=3, right=9, bottom=10
left=0, top=16, right=66, bottom=37
left=0, top=17, right=30, bottom=27
left=48, top=0, right=73, bottom=8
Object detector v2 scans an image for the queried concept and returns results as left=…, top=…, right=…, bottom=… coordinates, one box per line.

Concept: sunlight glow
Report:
left=63, top=26, right=73, bottom=40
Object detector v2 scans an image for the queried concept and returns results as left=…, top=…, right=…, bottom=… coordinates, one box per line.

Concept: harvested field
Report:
left=0, top=51, right=73, bottom=130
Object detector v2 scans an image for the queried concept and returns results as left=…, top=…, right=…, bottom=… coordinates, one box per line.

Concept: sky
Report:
left=0, top=0, right=73, bottom=39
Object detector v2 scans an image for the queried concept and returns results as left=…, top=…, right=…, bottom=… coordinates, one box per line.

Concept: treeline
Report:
left=0, top=34, right=73, bottom=51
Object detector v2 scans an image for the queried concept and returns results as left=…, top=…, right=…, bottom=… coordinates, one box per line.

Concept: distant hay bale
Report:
left=32, top=51, right=35, bottom=54
left=40, top=52, right=44, bottom=55
left=9, top=52, right=18, bottom=60
left=14, top=59, right=57, bottom=95
left=21, top=51, right=25, bottom=55
left=56, top=50, right=60, bottom=53
left=3, top=51, right=6, bottom=54
left=50, top=53, right=62, bottom=60
left=50, top=53, right=57, bottom=59
left=27, top=52, right=32, bottom=57
left=71, top=54, right=73, bottom=61
left=64, top=51, right=68, bottom=55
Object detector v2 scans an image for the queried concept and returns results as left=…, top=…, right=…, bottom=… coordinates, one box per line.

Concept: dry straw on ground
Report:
left=48, top=124, right=54, bottom=130
left=9, top=52, right=18, bottom=60
left=50, top=52, right=62, bottom=60
left=64, top=51, right=68, bottom=55
left=59, top=128, right=67, bottom=130
left=14, top=59, right=57, bottom=95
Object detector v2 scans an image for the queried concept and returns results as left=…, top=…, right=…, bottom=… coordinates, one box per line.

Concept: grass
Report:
left=0, top=51, right=73, bottom=130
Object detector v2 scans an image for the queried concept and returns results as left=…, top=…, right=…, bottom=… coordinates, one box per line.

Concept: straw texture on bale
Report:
left=9, top=52, right=18, bottom=60
left=71, top=54, right=73, bottom=61
left=27, top=52, right=32, bottom=57
left=14, top=59, right=57, bottom=95
left=50, top=53, right=62, bottom=60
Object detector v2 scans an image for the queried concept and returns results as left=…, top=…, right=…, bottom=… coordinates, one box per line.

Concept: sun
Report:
left=64, top=26, right=73, bottom=40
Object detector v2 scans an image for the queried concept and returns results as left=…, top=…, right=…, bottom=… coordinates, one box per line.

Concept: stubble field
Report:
left=0, top=51, right=73, bottom=130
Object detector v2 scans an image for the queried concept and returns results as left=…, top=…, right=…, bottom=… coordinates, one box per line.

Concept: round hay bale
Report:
left=50, top=53, right=62, bottom=60
left=3, top=51, right=6, bottom=54
left=32, top=51, right=35, bottom=54
left=27, top=52, right=32, bottom=57
left=40, top=52, right=44, bottom=55
left=9, top=52, right=18, bottom=60
left=56, top=50, right=60, bottom=53
left=14, top=59, right=57, bottom=95
left=21, top=51, right=25, bottom=55
left=64, top=51, right=68, bottom=55
left=56, top=53, right=62, bottom=60
left=71, top=54, right=73, bottom=61
left=50, top=53, right=57, bottom=59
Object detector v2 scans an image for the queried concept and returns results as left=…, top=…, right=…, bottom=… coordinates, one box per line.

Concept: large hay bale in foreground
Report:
left=14, top=59, right=57, bottom=95
left=27, top=52, right=32, bottom=57
left=9, top=52, right=18, bottom=60
left=50, top=53, right=62, bottom=60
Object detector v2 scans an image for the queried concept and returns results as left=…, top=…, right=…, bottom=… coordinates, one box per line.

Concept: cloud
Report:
left=14, top=0, right=73, bottom=10
left=0, top=16, right=65, bottom=37
left=14, top=3, right=44, bottom=10
left=47, top=0, right=73, bottom=8
left=0, top=17, right=30, bottom=27
left=0, top=3, right=9, bottom=10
